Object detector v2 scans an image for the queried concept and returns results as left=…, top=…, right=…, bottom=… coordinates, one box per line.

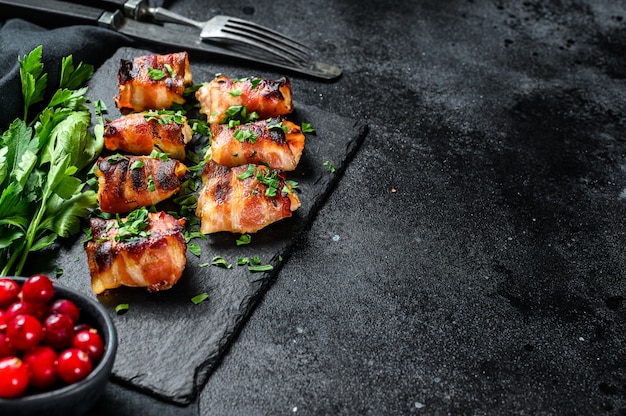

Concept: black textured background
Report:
left=1, top=0, right=626, bottom=414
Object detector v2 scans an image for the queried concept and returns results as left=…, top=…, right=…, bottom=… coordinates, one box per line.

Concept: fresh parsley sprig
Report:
left=0, top=46, right=101, bottom=276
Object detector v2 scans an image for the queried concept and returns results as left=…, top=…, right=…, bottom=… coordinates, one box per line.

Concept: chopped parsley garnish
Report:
left=115, top=303, right=129, bottom=314
left=233, top=128, right=258, bottom=143
left=222, top=105, right=259, bottom=125
left=267, top=119, right=288, bottom=133
left=248, top=264, right=274, bottom=272
left=191, top=292, right=209, bottom=305
left=236, top=234, right=251, bottom=246
left=147, top=67, right=167, bottom=80
left=113, top=207, right=151, bottom=242
left=144, top=110, right=186, bottom=125
left=130, top=160, right=145, bottom=170
left=211, top=255, right=232, bottom=269
left=188, top=243, right=201, bottom=257
left=301, top=122, right=316, bottom=134
left=147, top=174, right=155, bottom=192
left=107, top=153, right=128, bottom=164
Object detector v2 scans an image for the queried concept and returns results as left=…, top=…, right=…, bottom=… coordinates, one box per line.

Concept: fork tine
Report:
left=201, top=15, right=314, bottom=64
left=225, top=17, right=313, bottom=55
left=215, top=30, right=310, bottom=64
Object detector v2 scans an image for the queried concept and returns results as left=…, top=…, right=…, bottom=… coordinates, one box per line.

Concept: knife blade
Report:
left=0, top=0, right=342, bottom=80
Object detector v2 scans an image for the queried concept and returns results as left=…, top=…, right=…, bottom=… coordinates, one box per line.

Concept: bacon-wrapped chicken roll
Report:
left=96, top=155, right=188, bottom=214
left=104, top=112, right=193, bottom=160
left=209, top=117, right=304, bottom=171
left=86, top=209, right=187, bottom=294
left=196, top=74, right=293, bottom=124
left=196, top=161, right=300, bottom=234
left=115, top=52, right=192, bottom=112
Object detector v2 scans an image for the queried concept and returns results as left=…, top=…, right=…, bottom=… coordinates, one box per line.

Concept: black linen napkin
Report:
left=0, top=18, right=130, bottom=128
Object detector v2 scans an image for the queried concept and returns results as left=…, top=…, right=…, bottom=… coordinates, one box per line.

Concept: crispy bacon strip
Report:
left=196, top=75, right=293, bottom=124
left=196, top=161, right=300, bottom=234
left=86, top=211, right=187, bottom=294
left=115, top=52, right=192, bottom=112
left=96, top=155, right=188, bottom=214
left=210, top=117, right=304, bottom=171
left=104, top=112, right=193, bottom=160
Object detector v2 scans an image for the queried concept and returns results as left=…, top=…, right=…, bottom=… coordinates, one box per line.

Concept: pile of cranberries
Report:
left=0, top=275, right=105, bottom=399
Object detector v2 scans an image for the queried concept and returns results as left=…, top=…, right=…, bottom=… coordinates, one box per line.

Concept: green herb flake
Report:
left=236, top=234, right=251, bottom=246
left=191, top=292, right=209, bottom=305
left=130, top=160, right=145, bottom=170
left=147, top=67, right=167, bottom=81
left=188, top=243, right=202, bottom=257
left=147, top=174, right=155, bottom=192
left=248, top=264, right=274, bottom=272
left=324, top=160, right=336, bottom=173
left=301, top=122, right=316, bottom=134
left=164, top=63, right=176, bottom=78
left=115, top=303, right=130, bottom=314
left=237, top=257, right=250, bottom=265
left=229, top=89, right=243, bottom=97
left=211, top=255, right=232, bottom=269
left=237, top=164, right=257, bottom=180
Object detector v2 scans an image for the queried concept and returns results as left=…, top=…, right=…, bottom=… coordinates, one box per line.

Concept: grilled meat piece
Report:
left=115, top=52, right=192, bottom=112
left=209, top=117, right=304, bottom=171
left=104, top=112, right=193, bottom=160
left=196, top=161, right=300, bottom=234
left=196, top=74, right=293, bottom=124
left=86, top=210, right=187, bottom=294
left=96, top=155, right=188, bottom=214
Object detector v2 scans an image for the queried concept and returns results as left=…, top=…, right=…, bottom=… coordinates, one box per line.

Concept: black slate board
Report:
left=34, top=47, right=367, bottom=404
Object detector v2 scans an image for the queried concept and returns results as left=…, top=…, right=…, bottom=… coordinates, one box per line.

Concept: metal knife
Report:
left=0, top=0, right=342, bottom=80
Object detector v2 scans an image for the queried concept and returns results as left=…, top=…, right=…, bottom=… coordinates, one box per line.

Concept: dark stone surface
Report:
left=2, top=0, right=626, bottom=414
left=31, top=48, right=365, bottom=404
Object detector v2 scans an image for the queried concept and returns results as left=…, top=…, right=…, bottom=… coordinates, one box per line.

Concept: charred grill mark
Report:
left=118, top=59, right=135, bottom=85
left=155, top=160, right=182, bottom=191
left=259, top=76, right=289, bottom=100
left=130, top=161, right=146, bottom=191
left=151, top=122, right=161, bottom=141
left=104, top=124, right=118, bottom=137
left=212, top=170, right=233, bottom=204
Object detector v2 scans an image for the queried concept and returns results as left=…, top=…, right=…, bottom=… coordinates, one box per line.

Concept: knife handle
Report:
left=0, top=0, right=109, bottom=26
left=61, top=0, right=149, bottom=20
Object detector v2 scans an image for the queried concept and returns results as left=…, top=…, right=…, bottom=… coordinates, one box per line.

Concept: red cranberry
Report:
left=23, top=346, right=59, bottom=389
left=0, top=278, right=20, bottom=309
left=6, top=314, right=43, bottom=351
left=48, top=299, right=81, bottom=323
left=0, top=309, right=7, bottom=329
left=5, top=301, right=47, bottom=322
left=0, top=333, right=16, bottom=359
left=21, top=274, right=55, bottom=305
left=57, top=348, right=92, bottom=384
left=0, top=356, right=29, bottom=398
left=43, top=313, right=75, bottom=350
left=73, top=329, right=104, bottom=363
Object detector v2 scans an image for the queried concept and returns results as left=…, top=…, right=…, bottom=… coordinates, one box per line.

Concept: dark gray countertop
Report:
left=2, top=0, right=626, bottom=414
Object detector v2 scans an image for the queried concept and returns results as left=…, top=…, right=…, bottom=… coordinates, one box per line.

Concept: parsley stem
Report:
left=1, top=245, right=23, bottom=277
left=15, top=193, right=49, bottom=276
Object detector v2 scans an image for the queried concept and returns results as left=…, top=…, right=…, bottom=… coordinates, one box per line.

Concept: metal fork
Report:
left=119, top=0, right=313, bottom=64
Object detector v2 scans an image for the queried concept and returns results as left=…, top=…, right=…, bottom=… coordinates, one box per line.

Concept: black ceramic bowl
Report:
left=0, top=276, right=117, bottom=416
